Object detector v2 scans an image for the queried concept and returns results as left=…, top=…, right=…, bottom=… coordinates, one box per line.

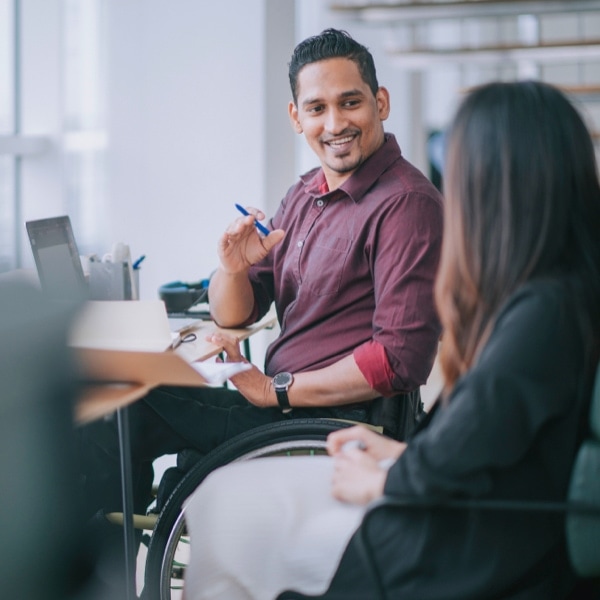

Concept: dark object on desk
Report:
left=158, top=279, right=209, bottom=313
left=167, top=310, right=212, bottom=320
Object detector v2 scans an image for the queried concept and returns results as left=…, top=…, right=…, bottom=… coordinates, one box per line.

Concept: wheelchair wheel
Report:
left=142, top=418, right=352, bottom=600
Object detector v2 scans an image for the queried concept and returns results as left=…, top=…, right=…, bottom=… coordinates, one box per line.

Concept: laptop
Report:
left=26, top=215, right=89, bottom=302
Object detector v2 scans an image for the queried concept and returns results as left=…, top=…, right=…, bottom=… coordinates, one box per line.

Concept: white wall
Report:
left=105, top=0, right=296, bottom=301
left=19, top=0, right=64, bottom=249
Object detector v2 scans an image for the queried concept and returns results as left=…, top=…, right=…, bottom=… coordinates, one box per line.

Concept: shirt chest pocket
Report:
left=301, top=236, right=353, bottom=297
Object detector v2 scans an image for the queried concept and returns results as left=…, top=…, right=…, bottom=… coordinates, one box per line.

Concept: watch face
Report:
left=273, top=372, right=293, bottom=388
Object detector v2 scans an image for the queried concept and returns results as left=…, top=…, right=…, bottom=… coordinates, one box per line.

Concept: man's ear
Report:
left=376, top=87, right=391, bottom=121
left=288, top=101, right=303, bottom=134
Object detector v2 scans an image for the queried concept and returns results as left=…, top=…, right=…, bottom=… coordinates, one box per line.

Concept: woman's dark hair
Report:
left=288, top=28, right=379, bottom=104
left=436, top=80, right=600, bottom=388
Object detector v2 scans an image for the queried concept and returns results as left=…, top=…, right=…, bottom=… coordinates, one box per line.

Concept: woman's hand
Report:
left=207, top=331, right=273, bottom=407
left=331, top=449, right=387, bottom=505
left=327, top=425, right=406, bottom=463
left=328, top=425, right=407, bottom=505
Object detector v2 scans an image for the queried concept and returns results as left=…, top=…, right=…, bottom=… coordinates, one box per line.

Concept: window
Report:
left=63, top=0, right=108, bottom=254
left=0, top=0, right=16, bottom=272
left=0, top=0, right=107, bottom=272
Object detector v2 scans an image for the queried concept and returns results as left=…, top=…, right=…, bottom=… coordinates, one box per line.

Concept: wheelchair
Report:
left=139, top=417, right=361, bottom=600
left=105, top=391, right=422, bottom=599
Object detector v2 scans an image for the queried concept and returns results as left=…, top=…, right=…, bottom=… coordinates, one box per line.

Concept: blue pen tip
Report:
left=235, top=203, right=270, bottom=236
left=132, top=255, right=146, bottom=269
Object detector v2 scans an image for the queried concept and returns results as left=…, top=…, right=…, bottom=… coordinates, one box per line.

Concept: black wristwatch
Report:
left=272, top=371, right=294, bottom=413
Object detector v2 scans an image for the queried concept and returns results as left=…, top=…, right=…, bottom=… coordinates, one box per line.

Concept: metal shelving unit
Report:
left=330, top=0, right=600, bottom=67
left=329, top=0, right=600, bottom=155
left=329, top=1, right=600, bottom=22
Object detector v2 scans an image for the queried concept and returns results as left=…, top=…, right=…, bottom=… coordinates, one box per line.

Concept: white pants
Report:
left=183, top=456, right=366, bottom=600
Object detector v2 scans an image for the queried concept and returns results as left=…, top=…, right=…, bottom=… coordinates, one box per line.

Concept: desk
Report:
left=74, top=308, right=277, bottom=599
left=75, top=308, right=277, bottom=423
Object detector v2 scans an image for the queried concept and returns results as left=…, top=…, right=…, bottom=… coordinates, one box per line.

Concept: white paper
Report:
left=187, top=302, right=210, bottom=314
left=190, top=361, right=251, bottom=384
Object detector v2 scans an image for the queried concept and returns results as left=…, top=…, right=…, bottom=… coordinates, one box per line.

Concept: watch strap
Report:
left=275, top=388, right=292, bottom=412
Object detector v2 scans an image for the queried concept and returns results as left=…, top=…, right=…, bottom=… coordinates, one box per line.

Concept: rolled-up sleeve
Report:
left=354, top=339, right=396, bottom=396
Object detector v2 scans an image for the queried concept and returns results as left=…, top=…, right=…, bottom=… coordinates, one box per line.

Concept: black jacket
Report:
left=281, top=278, right=597, bottom=600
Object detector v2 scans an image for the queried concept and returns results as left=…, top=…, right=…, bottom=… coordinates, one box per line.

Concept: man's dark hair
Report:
left=288, top=28, right=379, bottom=105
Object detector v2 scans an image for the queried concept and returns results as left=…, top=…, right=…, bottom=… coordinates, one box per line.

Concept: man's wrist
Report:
left=218, top=266, right=251, bottom=278
left=272, top=372, right=294, bottom=413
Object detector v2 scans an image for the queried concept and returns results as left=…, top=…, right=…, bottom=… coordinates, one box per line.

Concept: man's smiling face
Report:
left=289, top=57, right=390, bottom=190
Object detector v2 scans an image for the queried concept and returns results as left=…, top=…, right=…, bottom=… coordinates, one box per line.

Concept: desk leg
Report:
left=117, top=406, right=137, bottom=600
left=243, top=337, right=251, bottom=361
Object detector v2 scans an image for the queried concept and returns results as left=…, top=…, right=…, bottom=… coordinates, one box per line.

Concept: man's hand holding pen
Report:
left=217, top=204, right=285, bottom=273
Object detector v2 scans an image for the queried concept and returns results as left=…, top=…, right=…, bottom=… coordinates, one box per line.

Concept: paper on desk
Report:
left=187, top=302, right=210, bottom=314
left=191, top=361, right=251, bottom=384
left=69, top=300, right=173, bottom=352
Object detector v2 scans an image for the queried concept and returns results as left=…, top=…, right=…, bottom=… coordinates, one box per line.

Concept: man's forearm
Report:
left=208, top=268, right=256, bottom=327
left=276, top=354, right=380, bottom=408
left=216, top=334, right=382, bottom=408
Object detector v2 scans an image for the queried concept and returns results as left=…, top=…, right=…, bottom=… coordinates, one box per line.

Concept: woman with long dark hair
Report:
left=182, top=81, right=600, bottom=600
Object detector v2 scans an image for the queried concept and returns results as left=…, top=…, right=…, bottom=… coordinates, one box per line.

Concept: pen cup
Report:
left=89, top=261, right=138, bottom=300
left=132, top=268, right=140, bottom=300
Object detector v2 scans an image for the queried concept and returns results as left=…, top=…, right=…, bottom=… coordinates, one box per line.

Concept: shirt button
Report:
left=316, top=199, right=324, bottom=207
left=297, top=240, right=304, bottom=248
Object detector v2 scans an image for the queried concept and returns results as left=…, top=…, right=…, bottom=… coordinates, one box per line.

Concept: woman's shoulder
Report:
left=483, top=276, right=590, bottom=371
left=496, top=277, right=576, bottom=326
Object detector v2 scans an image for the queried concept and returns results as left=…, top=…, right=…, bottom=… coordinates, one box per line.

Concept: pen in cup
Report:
left=234, top=204, right=270, bottom=236
left=132, top=255, right=146, bottom=270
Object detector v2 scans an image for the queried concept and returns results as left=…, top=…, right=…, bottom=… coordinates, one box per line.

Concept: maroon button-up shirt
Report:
left=248, top=134, right=443, bottom=396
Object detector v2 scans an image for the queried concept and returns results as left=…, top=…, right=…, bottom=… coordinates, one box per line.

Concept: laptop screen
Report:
left=26, top=216, right=88, bottom=302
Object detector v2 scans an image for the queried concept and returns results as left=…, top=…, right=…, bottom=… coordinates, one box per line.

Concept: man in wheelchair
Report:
left=76, top=28, right=443, bottom=593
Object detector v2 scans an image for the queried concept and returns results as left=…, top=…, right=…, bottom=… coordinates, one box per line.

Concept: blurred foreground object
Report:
left=0, top=275, right=102, bottom=599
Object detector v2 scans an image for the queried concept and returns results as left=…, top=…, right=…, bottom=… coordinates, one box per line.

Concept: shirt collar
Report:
left=300, top=133, right=403, bottom=203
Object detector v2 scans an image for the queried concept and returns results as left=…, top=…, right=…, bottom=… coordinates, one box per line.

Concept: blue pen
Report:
left=132, top=255, right=146, bottom=269
left=235, top=203, right=270, bottom=236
